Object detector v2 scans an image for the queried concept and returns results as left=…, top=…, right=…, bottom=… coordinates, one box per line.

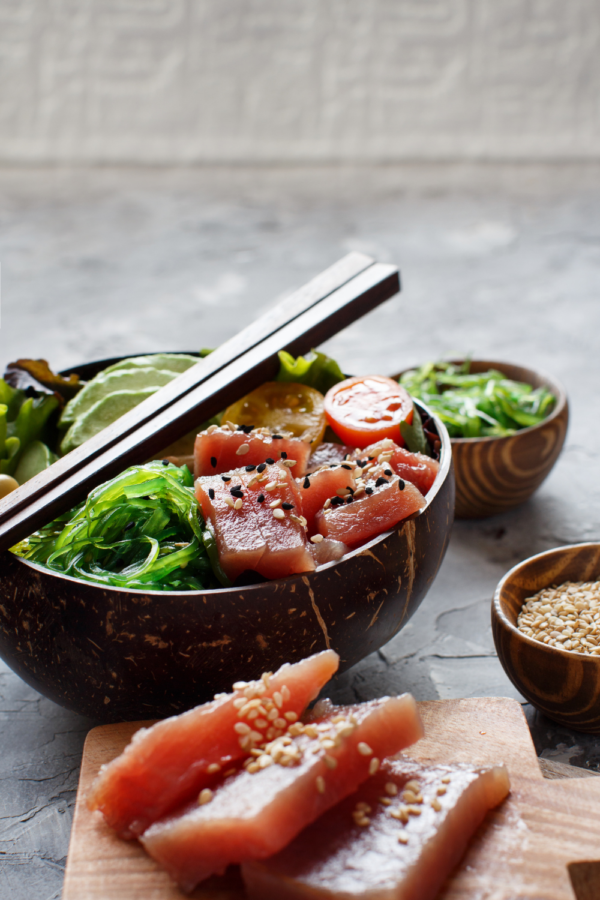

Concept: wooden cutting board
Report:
left=62, top=698, right=600, bottom=900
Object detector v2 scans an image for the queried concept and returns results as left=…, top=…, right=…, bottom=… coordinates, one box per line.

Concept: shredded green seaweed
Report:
left=13, top=461, right=219, bottom=591
left=400, top=361, right=556, bottom=438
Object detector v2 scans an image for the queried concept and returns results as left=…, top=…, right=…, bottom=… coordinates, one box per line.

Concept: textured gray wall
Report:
left=1, top=0, right=600, bottom=163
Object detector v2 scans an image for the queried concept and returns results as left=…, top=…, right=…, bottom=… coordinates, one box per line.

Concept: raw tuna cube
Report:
left=354, top=439, right=440, bottom=496
left=242, top=758, right=510, bottom=900
left=315, top=474, right=425, bottom=546
left=195, top=425, right=310, bottom=478
left=141, top=695, right=423, bottom=891
left=196, top=470, right=266, bottom=581
left=307, top=442, right=355, bottom=472
left=87, top=651, right=339, bottom=839
left=299, top=463, right=357, bottom=535
left=310, top=537, right=350, bottom=567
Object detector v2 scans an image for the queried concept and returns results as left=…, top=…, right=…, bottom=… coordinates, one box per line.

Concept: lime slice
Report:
left=60, top=367, right=179, bottom=427
left=60, top=388, right=158, bottom=455
left=13, top=440, right=58, bottom=484
left=102, top=354, right=199, bottom=375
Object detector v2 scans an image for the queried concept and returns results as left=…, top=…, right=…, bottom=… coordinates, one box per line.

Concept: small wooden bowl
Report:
left=449, top=361, right=568, bottom=518
left=492, top=543, right=600, bottom=733
left=0, top=357, right=455, bottom=722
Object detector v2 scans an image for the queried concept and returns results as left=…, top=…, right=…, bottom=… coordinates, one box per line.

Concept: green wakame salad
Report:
left=400, top=360, right=555, bottom=439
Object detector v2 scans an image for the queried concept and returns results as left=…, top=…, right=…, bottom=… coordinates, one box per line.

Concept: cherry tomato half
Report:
left=324, top=375, right=413, bottom=448
left=223, top=381, right=327, bottom=451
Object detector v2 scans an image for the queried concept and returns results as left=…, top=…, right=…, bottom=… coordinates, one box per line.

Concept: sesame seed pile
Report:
left=517, top=581, right=600, bottom=654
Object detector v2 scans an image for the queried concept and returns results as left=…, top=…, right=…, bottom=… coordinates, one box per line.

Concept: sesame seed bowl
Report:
left=492, top=542, right=600, bottom=733
left=0, top=355, right=454, bottom=723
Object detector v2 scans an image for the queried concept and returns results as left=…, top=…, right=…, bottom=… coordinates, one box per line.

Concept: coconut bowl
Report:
left=448, top=360, right=568, bottom=518
left=0, top=356, right=454, bottom=722
left=492, top=543, right=600, bottom=733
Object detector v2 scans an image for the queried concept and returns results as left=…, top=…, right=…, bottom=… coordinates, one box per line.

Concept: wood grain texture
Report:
left=493, top=542, right=600, bottom=733
left=0, top=413, right=453, bottom=721
left=449, top=360, right=569, bottom=519
left=0, top=252, right=381, bottom=550
left=62, top=697, right=600, bottom=900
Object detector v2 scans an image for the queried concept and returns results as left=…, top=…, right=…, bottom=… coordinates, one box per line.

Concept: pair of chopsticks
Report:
left=0, top=253, right=400, bottom=553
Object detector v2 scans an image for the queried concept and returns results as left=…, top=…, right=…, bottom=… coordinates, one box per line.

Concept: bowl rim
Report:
left=13, top=367, right=453, bottom=598
left=395, top=358, right=568, bottom=446
left=493, top=541, right=600, bottom=662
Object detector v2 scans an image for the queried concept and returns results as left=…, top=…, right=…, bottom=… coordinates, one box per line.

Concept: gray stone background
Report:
left=1, top=2, right=600, bottom=898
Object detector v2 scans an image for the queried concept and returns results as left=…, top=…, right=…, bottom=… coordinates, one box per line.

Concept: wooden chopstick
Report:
left=0, top=262, right=399, bottom=553
left=0, top=251, right=374, bottom=528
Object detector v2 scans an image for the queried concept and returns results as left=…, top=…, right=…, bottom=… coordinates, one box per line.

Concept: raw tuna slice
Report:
left=195, top=424, right=311, bottom=479
left=141, top=695, right=423, bottom=891
left=196, top=462, right=314, bottom=581
left=310, top=537, right=350, bottom=567
left=307, top=442, right=354, bottom=472
left=315, top=474, right=425, bottom=546
left=87, top=651, right=339, bottom=839
left=242, top=758, right=510, bottom=900
left=299, top=463, right=357, bottom=535
left=353, top=439, right=440, bottom=496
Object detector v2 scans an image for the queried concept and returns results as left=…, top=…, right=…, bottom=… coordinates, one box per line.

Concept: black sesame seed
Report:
left=330, top=463, right=338, bottom=468
left=210, top=456, right=217, bottom=468
left=303, top=476, right=310, bottom=489
left=365, top=486, right=374, bottom=495
left=398, top=479, right=405, bottom=491
left=281, top=451, right=287, bottom=459
left=346, top=486, right=354, bottom=494
left=344, top=453, right=351, bottom=460
left=384, top=469, right=393, bottom=477
left=272, top=434, right=283, bottom=440
left=245, top=464, right=256, bottom=472
left=330, top=496, right=345, bottom=506
left=162, top=459, right=170, bottom=466
left=346, top=495, right=354, bottom=504
left=265, top=458, right=275, bottom=465
left=357, top=460, right=367, bottom=468
left=221, top=475, right=231, bottom=482
left=368, top=456, right=375, bottom=461
left=257, top=494, right=265, bottom=503
left=375, top=476, right=388, bottom=487
left=231, top=490, right=244, bottom=499
left=257, top=463, right=267, bottom=473
left=282, top=502, right=294, bottom=510
left=341, top=463, right=352, bottom=470
left=208, top=488, right=215, bottom=500
left=238, top=424, right=253, bottom=434
left=124, top=521, right=135, bottom=531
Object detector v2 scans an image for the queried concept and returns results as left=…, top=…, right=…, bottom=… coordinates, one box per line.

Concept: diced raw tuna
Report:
left=310, top=537, right=350, bottom=567
left=195, top=425, right=311, bottom=479
left=196, top=462, right=314, bottom=581
left=299, top=463, right=357, bottom=535
left=87, top=651, right=339, bottom=839
left=315, top=474, right=425, bottom=546
left=141, top=695, right=423, bottom=892
left=307, top=442, right=354, bottom=472
left=353, top=439, right=440, bottom=496
left=242, top=759, right=510, bottom=900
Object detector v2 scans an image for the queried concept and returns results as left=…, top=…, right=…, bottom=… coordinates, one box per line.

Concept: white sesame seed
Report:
left=441, top=776, right=451, bottom=784
left=234, top=498, right=243, bottom=510
left=324, top=755, right=337, bottom=769
left=316, top=776, right=326, bottom=794
left=254, top=718, right=268, bottom=729
left=385, top=782, right=398, bottom=796
left=274, top=717, right=287, bottom=729
left=281, top=685, right=291, bottom=702
left=198, top=789, right=213, bottom=805
left=273, top=691, right=283, bottom=708
left=206, top=763, right=221, bottom=774
left=281, top=459, right=296, bottom=467
left=269, top=499, right=282, bottom=508
left=233, top=697, right=246, bottom=709
left=236, top=443, right=250, bottom=456
left=273, top=508, right=285, bottom=520
left=233, top=681, right=248, bottom=690
left=357, top=742, right=373, bottom=756
left=437, top=786, right=447, bottom=796
left=355, top=801, right=371, bottom=812
left=284, top=711, right=298, bottom=722
left=264, top=481, right=278, bottom=491
left=379, top=797, right=392, bottom=806
left=258, top=754, right=274, bottom=769
left=206, top=424, right=218, bottom=434
left=369, top=757, right=380, bottom=775
left=224, top=496, right=235, bottom=508
left=311, top=534, right=324, bottom=543
left=398, top=833, right=408, bottom=844
left=234, top=722, right=251, bottom=735
left=432, top=798, right=442, bottom=811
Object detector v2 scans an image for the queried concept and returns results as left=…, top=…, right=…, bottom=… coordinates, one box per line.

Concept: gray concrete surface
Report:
left=1, top=163, right=599, bottom=898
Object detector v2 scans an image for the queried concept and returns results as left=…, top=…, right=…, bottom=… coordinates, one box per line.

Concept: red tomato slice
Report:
left=324, top=375, right=413, bottom=448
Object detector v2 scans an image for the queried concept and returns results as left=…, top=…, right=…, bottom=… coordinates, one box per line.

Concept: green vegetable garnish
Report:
left=400, top=361, right=555, bottom=439
left=276, top=349, right=345, bottom=395
left=13, top=461, right=219, bottom=591
left=0, top=379, right=59, bottom=478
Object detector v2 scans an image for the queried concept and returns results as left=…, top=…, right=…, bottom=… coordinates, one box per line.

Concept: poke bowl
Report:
left=0, top=355, right=454, bottom=722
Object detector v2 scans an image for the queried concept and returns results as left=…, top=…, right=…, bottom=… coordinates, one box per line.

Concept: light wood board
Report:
left=62, top=698, right=600, bottom=900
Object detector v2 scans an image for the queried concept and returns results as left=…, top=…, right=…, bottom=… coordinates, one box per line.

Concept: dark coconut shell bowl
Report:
left=432, top=360, right=568, bottom=519
left=493, top=543, right=600, bottom=733
left=0, top=357, right=454, bottom=722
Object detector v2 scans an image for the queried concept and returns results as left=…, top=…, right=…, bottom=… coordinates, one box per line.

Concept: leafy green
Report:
left=400, top=361, right=556, bottom=439
left=13, top=461, right=220, bottom=591
left=276, top=349, right=345, bottom=395
left=0, top=380, right=59, bottom=478
left=400, top=405, right=430, bottom=455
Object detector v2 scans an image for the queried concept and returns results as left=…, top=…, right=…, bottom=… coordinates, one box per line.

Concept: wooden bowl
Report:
left=0, top=358, right=455, bottom=722
left=492, top=543, right=600, bottom=733
left=449, top=360, right=568, bottom=518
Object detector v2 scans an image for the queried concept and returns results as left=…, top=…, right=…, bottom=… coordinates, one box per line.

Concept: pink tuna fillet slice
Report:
left=87, top=650, right=339, bottom=838
left=141, top=695, right=424, bottom=892
left=242, top=758, right=510, bottom=900
left=195, top=426, right=311, bottom=478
